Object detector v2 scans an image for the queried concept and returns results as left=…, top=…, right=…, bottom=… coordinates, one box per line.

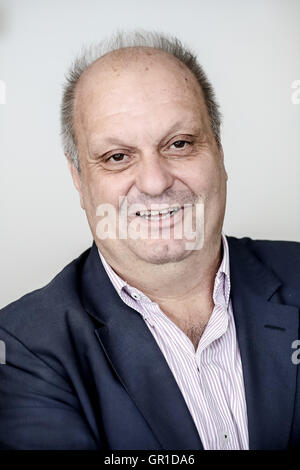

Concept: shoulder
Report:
left=226, top=234, right=300, bottom=263
left=0, top=245, right=93, bottom=358
left=226, top=234, right=300, bottom=289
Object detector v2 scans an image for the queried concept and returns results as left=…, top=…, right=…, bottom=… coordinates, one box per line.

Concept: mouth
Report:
left=135, top=206, right=182, bottom=220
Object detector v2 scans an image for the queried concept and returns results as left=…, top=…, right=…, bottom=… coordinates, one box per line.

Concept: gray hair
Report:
left=60, top=30, right=222, bottom=173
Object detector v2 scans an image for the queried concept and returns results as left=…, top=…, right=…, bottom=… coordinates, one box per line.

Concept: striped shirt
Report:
left=98, top=233, right=249, bottom=449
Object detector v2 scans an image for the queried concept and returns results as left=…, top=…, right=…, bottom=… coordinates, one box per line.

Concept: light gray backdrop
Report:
left=1, top=0, right=299, bottom=308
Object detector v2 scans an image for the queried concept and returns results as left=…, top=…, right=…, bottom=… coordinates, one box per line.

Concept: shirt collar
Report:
left=213, top=232, right=231, bottom=308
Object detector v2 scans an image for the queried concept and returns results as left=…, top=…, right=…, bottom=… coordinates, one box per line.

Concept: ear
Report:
left=66, top=156, right=85, bottom=210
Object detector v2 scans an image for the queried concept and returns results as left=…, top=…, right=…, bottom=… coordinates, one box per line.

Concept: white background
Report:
left=0, top=0, right=299, bottom=308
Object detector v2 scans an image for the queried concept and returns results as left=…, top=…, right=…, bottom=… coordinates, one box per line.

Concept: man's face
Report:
left=69, top=48, right=227, bottom=266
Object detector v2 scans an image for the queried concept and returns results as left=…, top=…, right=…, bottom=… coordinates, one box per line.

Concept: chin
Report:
left=130, top=239, right=192, bottom=265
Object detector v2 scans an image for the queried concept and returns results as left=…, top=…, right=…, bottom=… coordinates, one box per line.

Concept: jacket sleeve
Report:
left=0, top=326, right=100, bottom=450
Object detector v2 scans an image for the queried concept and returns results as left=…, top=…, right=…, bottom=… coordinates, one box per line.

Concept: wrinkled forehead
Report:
left=73, top=47, right=207, bottom=139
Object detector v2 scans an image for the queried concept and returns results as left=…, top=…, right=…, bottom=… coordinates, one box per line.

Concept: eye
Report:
left=170, top=140, right=191, bottom=149
left=106, top=153, right=128, bottom=163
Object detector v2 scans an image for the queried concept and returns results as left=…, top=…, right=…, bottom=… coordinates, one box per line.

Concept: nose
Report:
left=135, top=153, right=174, bottom=197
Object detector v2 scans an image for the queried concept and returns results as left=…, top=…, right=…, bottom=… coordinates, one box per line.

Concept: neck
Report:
left=99, top=234, right=223, bottom=305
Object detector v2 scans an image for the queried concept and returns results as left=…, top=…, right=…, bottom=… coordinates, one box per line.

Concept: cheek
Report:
left=178, top=158, right=223, bottom=197
left=84, top=172, right=132, bottom=210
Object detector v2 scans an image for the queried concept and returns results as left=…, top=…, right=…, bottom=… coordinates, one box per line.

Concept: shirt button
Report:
left=218, top=428, right=230, bottom=448
left=131, top=292, right=140, bottom=300
left=222, top=432, right=230, bottom=448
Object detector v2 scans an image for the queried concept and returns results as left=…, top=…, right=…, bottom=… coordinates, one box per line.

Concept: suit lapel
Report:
left=227, top=236, right=299, bottom=449
left=80, top=242, right=203, bottom=450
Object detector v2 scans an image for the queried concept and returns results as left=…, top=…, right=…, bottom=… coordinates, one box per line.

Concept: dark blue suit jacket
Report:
left=0, top=236, right=300, bottom=450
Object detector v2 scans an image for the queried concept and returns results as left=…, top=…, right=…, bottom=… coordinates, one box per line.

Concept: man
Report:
left=0, top=31, right=300, bottom=450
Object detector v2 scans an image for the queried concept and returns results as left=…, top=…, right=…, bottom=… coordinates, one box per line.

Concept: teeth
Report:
left=150, top=210, right=159, bottom=216
left=136, top=207, right=181, bottom=219
left=159, top=209, right=171, bottom=215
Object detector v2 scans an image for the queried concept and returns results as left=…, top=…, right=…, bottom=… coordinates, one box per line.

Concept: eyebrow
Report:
left=89, top=119, right=203, bottom=154
left=160, top=119, right=201, bottom=136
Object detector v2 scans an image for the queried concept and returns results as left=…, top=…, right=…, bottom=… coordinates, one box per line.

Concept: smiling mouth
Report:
left=135, top=206, right=182, bottom=220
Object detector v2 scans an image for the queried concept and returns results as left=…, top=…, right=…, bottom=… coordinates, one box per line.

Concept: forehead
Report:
left=74, top=48, right=207, bottom=138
